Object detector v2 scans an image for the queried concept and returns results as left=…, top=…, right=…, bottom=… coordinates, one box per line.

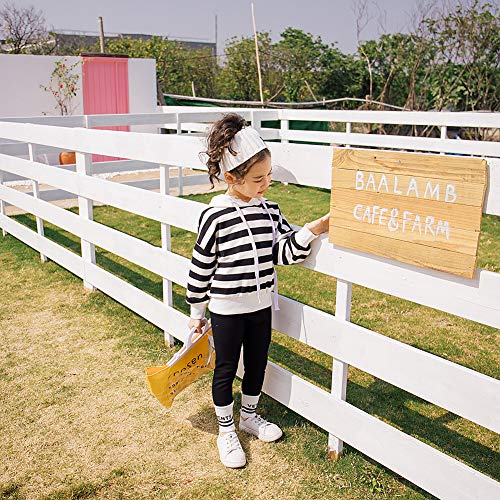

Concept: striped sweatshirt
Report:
left=185, top=193, right=318, bottom=318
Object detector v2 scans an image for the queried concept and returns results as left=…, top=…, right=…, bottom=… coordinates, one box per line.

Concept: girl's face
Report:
left=225, top=155, right=272, bottom=202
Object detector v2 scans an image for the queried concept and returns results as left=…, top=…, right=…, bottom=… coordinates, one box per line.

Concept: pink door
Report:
left=82, top=56, right=130, bottom=162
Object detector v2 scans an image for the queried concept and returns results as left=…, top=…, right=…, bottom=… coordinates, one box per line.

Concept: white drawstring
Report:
left=229, top=197, right=280, bottom=311
left=232, top=201, right=262, bottom=303
left=260, top=199, right=280, bottom=311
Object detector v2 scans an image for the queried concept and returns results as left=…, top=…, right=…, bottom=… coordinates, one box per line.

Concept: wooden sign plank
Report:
left=332, top=147, right=487, bottom=182
left=331, top=168, right=486, bottom=208
left=329, top=149, right=488, bottom=278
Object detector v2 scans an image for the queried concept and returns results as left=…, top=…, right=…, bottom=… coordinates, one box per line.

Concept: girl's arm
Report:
left=272, top=208, right=330, bottom=266
left=185, top=209, right=218, bottom=319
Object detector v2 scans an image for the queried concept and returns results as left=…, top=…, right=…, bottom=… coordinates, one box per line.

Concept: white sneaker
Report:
left=216, top=431, right=246, bottom=468
left=239, top=413, right=283, bottom=442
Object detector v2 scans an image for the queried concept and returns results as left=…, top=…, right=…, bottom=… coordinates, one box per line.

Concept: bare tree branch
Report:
left=0, top=2, right=49, bottom=54
left=351, top=0, right=376, bottom=100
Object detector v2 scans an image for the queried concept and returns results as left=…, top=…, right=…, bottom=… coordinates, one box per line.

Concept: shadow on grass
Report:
left=13, top=213, right=82, bottom=256
left=269, top=335, right=332, bottom=388
left=244, top=388, right=434, bottom=499
left=0, top=481, right=23, bottom=499
left=42, top=468, right=127, bottom=500
left=269, top=341, right=500, bottom=481
left=94, top=248, right=163, bottom=300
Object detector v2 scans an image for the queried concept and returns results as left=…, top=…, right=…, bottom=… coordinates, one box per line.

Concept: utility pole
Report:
left=214, top=14, right=218, bottom=61
left=251, top=2, right=264, bottom=108
left=98, top=16, right=106, bottom=53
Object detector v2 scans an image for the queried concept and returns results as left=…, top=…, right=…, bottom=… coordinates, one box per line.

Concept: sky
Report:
left=12, top=0, right=428, bottom=54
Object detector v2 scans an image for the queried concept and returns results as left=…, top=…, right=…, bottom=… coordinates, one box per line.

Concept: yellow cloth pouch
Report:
left=145, top=322, right=215, bottom=408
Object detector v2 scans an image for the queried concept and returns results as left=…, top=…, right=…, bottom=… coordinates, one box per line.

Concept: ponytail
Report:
left=199, top=113, right=247, bottom=188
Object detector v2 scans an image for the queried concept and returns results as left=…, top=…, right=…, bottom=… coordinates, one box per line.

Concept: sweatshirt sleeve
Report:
left=272, top=208, right=318, bottom=266
left=185, top=208, right=218, bottom=319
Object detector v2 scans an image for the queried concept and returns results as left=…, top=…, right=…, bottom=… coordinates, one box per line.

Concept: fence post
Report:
left=328, top=278, right=352, bottom=459
left=280, top=113, right=289, bottom=144
left=28, top=143, right=48, bottom=263
left=345, top=122, right=352, bottom=148
left=0, top=169, right=7, bottom=237
left=440, top=125, right=447, bottom=155
left=76, top=115, right=96, bottom=291
left=251, top=110, right=262, bottom=133
left=160, top=163, right=175, bottom=347
left=329, top=122, right=353, bottom=459
left=177, top=166, right=183, bottom=196
left=176, top=113, right=183, bottom=196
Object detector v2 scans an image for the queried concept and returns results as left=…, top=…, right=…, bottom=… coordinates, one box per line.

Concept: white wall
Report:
left=0, top=54, right=159, bottom=162
left=0, top=54, right=84, bottom=118
left=0, top=54, right=158, bottom=130
left=128, top=58, right=158, bottom=134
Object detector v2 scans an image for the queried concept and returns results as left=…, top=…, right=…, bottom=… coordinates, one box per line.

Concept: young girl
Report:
left=186, top=113, right=329, bottom=468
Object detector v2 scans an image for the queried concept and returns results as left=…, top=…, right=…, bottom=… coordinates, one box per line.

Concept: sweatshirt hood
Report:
left=209, top=193, right=265, bottom=207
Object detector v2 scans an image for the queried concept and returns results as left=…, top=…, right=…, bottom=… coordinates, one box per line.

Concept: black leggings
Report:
left=210, top=306, right=272, bottom=407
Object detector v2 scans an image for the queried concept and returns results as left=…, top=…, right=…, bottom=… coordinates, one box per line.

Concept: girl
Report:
left=186, top=113, right=329, bottom=468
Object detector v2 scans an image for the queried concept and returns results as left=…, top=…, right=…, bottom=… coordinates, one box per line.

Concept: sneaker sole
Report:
left=239, top=423, right=283, bottom=442
left=221, top=457, right=246, bottom=468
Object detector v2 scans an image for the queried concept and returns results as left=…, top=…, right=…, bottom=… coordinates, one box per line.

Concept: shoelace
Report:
left=248, top=413, right=270, bottom=428
left=224, top=432, right=243, bottom=454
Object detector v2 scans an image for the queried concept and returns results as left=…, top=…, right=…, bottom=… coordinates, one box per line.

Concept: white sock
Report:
left=214, top=401, right=235, bottom=433
left=240, top=392, right=260, bottom=419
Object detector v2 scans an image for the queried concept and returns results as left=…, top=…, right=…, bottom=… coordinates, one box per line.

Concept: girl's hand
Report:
left=306, top=212, right=330, bottom=235
left=188, top=317, right=206, bottom=334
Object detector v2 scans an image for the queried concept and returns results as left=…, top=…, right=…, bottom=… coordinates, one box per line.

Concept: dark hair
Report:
left=199, top=112, right=271, bottom=189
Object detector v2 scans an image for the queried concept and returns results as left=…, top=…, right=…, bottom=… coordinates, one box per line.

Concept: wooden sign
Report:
left=329, top=148, right=488, bottom=278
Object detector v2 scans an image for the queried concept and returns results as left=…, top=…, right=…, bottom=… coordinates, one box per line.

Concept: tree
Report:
left=314, top=47, right=364, bottom=107
left=417, top=0, right=500, bottom=112
left=217, top=31, right=279, bottom=102
left=357, top=33, right=423, bottom=108
left=87, top=35, right=219, bottom=102
left=0, top=2, right=51, bottom=54
left=350, top=0, right=499, bottom=114
left=274, top=28, right=330, bottom=102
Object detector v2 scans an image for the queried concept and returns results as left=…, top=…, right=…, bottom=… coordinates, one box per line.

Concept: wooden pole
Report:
left=214, top=14, right=218, bottom=60
left=251, top=2, right=264, bottom=108
left=157, top=79, right=166, bottom=106
left=98, top=16, right=106, bottom=54
left=304, top=79, right=318, bottom=102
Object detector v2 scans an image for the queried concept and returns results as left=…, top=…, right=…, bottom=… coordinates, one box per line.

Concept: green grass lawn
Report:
left=2, top=181, right=499, bottom=498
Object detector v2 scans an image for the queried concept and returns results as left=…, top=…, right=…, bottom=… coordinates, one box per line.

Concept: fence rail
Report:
left=0, top=109, right=499, bottom=499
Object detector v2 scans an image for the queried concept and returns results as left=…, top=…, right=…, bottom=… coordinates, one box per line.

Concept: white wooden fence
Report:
left=0, top=112, right=208, bottom=198
left=0, top=109, right=499, bottom=499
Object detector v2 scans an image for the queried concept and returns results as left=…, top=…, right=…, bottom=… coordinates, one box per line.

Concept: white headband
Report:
left=219, top=126, right=267, bottom=173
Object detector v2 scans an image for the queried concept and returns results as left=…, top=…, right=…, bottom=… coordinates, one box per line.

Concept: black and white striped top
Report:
left=186, top=194, right=317, bottom=318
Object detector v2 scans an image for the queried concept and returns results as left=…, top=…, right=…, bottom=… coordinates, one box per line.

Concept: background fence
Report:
left=0, top=109, right=499, bottom=499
